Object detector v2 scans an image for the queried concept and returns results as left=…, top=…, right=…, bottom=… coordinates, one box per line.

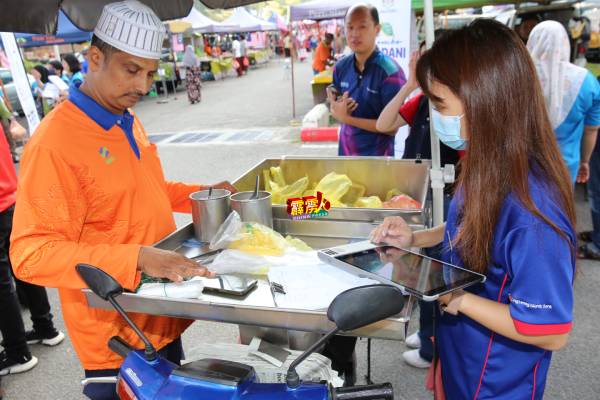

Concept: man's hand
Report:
left=577, top=162, right=590, bottom=183
left=210, top=181, right=238, bottom=194
left=328, top=91, right=355, bottom=123
left=370, top=216, right=414, bottom=249
left=138, top=246, right=214, bottom=282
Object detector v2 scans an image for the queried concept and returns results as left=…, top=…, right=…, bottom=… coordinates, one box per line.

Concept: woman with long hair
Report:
left=372, top=19, right=576, bottom=399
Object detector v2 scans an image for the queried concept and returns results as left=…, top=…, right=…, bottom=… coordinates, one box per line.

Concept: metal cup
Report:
left=229, top=191, right=273, bottom=228
left=190, top=189, right=231, bottom=243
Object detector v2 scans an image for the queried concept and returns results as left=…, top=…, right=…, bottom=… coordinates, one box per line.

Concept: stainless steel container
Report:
left=232, top=157, right=431, bottom=226
left=230, top=191, right=273, bottom=228
left=190, top=189, right=231, bottom=243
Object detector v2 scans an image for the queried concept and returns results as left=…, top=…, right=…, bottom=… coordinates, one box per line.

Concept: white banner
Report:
left=374, top=0, right=412, bottom=76
left=372, top=0, right=413, bottom=158
left=0, top=32, right=40, bottom=132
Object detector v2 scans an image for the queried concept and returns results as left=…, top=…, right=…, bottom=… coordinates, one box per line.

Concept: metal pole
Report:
left=424, top=0, right=445, bottom=227
left=53, top=44, right=61, bottom=60
left=290, top=23, right=296, bottom=119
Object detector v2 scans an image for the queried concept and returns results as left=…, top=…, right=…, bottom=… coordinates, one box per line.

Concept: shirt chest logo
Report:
left=340, top=81, right=349, bottom=89
left=99, top=146, right=116, bottom=165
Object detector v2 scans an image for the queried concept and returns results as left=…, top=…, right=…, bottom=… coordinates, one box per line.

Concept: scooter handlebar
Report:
left=333, top=382, right=394, bottom=400
left=108, top=336, right=134, bottom=359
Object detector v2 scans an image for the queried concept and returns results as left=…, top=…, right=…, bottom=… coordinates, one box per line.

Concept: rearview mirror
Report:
left=327, top=285, right=405, bottom=331
left=76, top=264, right=123, bottom=301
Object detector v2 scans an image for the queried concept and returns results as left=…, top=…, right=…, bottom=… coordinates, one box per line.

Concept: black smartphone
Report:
left=327, top=84, right=339, bottom=100
left=203, top=275, right=258, bottom=297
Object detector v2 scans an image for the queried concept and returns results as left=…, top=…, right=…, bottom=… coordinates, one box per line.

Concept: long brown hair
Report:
left=416, top=19, right=576, bottom=274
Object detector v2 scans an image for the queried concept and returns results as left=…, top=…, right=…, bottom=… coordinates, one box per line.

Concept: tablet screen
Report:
left=336, top=246, right=483, bottom=297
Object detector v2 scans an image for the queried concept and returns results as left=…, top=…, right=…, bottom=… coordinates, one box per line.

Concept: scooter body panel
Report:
left=119, top=350, right=330, bottom=400
left=119, top=350, right=176, bottom=398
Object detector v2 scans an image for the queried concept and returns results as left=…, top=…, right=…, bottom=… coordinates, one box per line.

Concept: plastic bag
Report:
left=229, top=223, right=289, bottom=256
left=385, top=188, right=403, bottom=202
left=209, top=211, right=244, bottom=251
left=270, top=176, right=309, bottom=205
left=270, top=166, right=287, bottom=187
left=340, top=183, right=366, bottom=205
left=285, top=236, right=313, bottom=252
left=315, top=172, right=352, bottom=203
left=208, top=249, right=273, bottom=275
left=354, top=196, right=383, bottom=208
left=383, top=194, right=422, bottom=209
left=209, top=211, right=290, bottom=256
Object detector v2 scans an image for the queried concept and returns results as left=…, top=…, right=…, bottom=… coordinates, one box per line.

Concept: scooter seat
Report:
left=172, top=358, right=255, bottom=387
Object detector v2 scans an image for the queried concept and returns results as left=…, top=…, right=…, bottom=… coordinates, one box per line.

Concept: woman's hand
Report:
left=405, top=50, right=421, bottom=91
left=370, top=216, right=414, bottom=248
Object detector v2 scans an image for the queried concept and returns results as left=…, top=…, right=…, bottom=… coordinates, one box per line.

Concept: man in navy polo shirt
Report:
left=327, top=3, right=406, bottom=157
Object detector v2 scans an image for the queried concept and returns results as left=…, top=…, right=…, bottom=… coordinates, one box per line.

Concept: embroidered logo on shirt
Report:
left=99, top=146, right=115, bottom=165
left=341, top=81, right=349, bottom=89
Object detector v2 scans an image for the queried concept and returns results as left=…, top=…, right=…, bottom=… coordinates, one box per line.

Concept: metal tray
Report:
left=232, top=157, right=431, bottom=226
left=83, top=221, right=414, bottom=341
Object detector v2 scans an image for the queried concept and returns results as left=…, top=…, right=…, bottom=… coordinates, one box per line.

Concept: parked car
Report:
left=0, top=67, right=35, bottom=116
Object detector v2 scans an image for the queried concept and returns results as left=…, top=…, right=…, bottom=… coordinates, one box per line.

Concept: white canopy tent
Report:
left=221, top=7, right=278, bottom=32
left=182, top=7, right=240, bottom=33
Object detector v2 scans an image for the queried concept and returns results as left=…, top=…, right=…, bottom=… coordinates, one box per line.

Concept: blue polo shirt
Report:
left=332, top=49, right=405, bottom=156
left=439, top=169, right=575, bottom=400
left=68, top=83, right=140, bottom=159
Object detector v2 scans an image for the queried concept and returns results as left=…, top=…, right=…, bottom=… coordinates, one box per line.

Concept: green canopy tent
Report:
left=411, top=0, right=522, bottom=12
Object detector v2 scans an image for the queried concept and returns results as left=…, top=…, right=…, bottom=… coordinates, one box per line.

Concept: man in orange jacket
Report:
left=312, top=33, right=335, bottom=75
left=9, top=1, right=235, bottom=399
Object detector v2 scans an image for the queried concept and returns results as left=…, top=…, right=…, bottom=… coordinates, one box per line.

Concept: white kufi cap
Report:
left=93, top=0, right=166, bottom=59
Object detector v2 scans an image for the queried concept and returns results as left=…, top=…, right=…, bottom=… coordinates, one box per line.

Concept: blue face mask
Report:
left=431, top=108, right=467, bottom=150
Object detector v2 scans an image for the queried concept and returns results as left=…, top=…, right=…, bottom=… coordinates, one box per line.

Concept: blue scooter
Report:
left=77, top=263, right=404, bottom=400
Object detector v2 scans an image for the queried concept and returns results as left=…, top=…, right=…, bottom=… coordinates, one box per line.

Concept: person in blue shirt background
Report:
left=62, top=53, right=84, bottom=88
left=528, top=21, right=600, bottom=183
left=579, top=125, right=600, bottom=259
left=372, top=20, right=576, bottom=399
left=327, top=3, right=406, bottom=157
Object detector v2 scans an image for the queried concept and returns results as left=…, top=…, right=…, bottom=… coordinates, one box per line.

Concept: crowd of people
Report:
left=0, top=0, right=598, bottom=399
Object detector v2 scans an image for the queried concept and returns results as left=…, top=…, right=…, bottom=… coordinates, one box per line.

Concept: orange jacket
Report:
left=312, top=42, right=332, bottom=73
left=10, top=100, right=201, bottom=370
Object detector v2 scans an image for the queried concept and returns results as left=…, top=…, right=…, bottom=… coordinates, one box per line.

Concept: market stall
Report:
left=85, top=157, right=432, bottom=348
left=311, top=69, right=333, bottom=105
left=15, top=10, right=92, bottom=51
left=222, top=7, right=278, bottom=32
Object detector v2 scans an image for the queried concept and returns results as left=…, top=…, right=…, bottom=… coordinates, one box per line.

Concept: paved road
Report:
left=2, top=59, right=599, bottom=400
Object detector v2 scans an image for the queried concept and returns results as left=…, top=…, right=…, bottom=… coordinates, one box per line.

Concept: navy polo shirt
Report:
left=69, top=83, right=140, bottom=159
left=332, top=49, right=405, bottom=156
left=439, top=170, right=575, bottom=399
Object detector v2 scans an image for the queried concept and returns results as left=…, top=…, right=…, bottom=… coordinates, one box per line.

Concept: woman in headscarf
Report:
left=183, top=44, right=202, bottom=104
left=527, top=20, right=600, bottom=185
